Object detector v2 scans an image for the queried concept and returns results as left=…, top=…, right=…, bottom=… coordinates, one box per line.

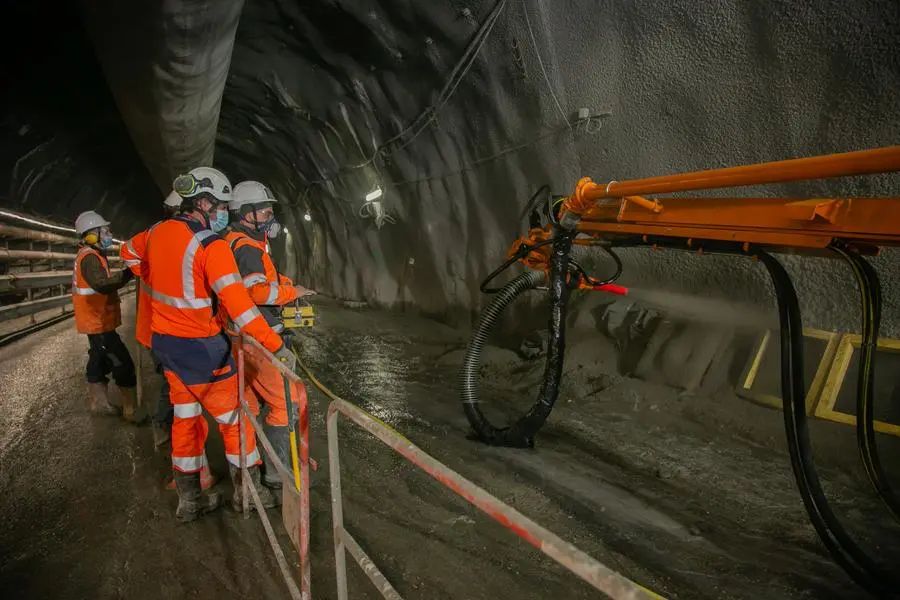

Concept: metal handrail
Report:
left=235, top=333, right=312, bottom=600
left=292, top=356, right=664, bottom=600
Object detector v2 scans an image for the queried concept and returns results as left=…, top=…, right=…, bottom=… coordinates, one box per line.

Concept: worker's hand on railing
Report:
left=275, top=344, right=297, bottom=370
left=293, top=285, right=316, bottom=297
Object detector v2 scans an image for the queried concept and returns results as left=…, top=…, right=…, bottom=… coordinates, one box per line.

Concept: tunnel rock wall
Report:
left=219, top=0, right=900, bottom=335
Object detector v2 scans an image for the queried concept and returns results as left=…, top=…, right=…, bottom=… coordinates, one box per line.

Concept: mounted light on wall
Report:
left=359, top=186, right=395, bottom=229
left=303, top=212, right=312, bottom=222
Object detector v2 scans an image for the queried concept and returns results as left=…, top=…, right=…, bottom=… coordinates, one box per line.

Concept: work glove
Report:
left=274, top=344, right=296, bottom=370
left=293, top=285, right=316, bottom=297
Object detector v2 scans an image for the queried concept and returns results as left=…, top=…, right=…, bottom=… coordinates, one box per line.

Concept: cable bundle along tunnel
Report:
left=2, top=1, right=900, bottom=599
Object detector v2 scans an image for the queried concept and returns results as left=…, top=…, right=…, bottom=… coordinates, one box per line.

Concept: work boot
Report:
left=173, top=470, right=222, bottom=523
left=262, top=424, right=292, bottom=490
left=229, top=464, right=278, bottom=512
left=118, top=387, right=145, bottom=424
left=87, top=382, right=119, bottom=416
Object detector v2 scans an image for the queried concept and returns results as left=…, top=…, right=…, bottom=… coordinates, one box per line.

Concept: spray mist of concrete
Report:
left=624, top=287, right=778, bottom=330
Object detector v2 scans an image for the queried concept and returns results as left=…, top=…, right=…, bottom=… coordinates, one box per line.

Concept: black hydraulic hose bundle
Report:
left=757, top=249, right=898, bottom=597
left=462, top=230, right=574, bottom=447
left=831, top=244, right=900, bottom=523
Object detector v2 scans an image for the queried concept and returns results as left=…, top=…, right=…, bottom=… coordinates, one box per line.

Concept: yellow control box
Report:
left=282, top=301, right=315, bottom=329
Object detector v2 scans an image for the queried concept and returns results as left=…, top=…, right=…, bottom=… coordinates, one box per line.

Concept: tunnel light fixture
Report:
left=0, top=209, right=124, bottom=243
left=303, top=212, right=312, bottom=222
left=365, top=187, right=383, bottom=202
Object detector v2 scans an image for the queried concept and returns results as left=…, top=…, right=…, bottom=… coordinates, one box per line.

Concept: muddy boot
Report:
left=118, top=387, right=145, bottom=424
left=262, top=424, right=292, bottom=490
left=174, top=471, right=222, bottom=523
left=229, top=464, right=278, bottom=512
left=87, top=382, right=119, bottom=416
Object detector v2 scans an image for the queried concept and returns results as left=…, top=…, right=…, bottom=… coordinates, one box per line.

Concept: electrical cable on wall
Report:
left=299, top=0, right=509, bottom=196
left=389, top=112, right=610, bottom=188
left=522, top=0, right=571, bottom=130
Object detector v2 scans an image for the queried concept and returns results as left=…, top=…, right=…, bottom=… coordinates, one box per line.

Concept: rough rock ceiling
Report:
left=0, top=1, right=159, bottom=228
left=6, top=0, right=900, bottom=332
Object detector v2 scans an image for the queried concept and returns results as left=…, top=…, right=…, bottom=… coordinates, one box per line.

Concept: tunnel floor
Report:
left=1, top=298, right=898, bottom=599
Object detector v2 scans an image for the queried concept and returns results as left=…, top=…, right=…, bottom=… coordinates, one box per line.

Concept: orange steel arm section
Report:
left=564, top=146, right=900, bottom=210
left=557, top=146, right=900, bottom=253
left=578, top=197, right=900, bottom=252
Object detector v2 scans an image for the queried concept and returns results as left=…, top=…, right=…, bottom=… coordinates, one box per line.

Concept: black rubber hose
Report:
left=462, top=231, right=574, bottom=447
left=480, top=238, right=555, bottom=294
left=831, top=245, right=900, bottom=522
left=757, top=250, right=896, bottom=596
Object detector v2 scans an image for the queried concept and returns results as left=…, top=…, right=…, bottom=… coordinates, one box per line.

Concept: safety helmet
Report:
left=74, top=211, right=110, bottom=236
left=229, top=180, right=278, bottom=212
left=163, top=190, right=182, bottom=207
left=172, top=167, right=232, bottom=205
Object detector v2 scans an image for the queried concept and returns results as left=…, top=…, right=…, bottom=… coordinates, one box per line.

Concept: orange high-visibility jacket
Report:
left=72, top=246, right=122, bottom=334
left=223, top=228, right=299, bottom=332
left=120, top=226, right=154, bottom=347
left=145, top=217, right=284, bottom=353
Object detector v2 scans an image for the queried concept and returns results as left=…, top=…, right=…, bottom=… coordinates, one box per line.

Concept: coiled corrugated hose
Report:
left=461, top=270, right=546, bottom=447
left=462, top=231, right=574, bottom=447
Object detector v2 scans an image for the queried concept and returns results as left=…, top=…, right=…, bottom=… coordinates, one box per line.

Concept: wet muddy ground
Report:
left=1, top=298, right=898, bottom=599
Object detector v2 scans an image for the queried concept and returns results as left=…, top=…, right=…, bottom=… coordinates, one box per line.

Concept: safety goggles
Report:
left=173, top=173, right=216, bottom=198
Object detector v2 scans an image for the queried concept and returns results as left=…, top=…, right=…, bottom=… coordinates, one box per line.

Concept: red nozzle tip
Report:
left=594, top=283, right=628, bottom=296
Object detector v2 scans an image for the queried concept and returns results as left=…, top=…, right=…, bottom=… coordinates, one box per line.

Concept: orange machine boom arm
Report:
left=510, top=146, right=900, bottom=261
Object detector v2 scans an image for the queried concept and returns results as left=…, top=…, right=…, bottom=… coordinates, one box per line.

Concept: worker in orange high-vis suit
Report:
left=120, top=192, right=217, bottom=492
left=120, top=191, right=180, bottom=443
left=225, top=180, right=315, bottom=491
left=72, top=211, right=139, bottom=420
left=146, top=167, right=289, bottom=523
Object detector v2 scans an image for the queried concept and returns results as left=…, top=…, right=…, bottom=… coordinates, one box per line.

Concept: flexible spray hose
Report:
left=461, top=270, right=546, bottom=446
left=831, top=244, right=900, bottom=522
left=462, top=231, right=575, bottom=447
left=757, top=250, right=897, bottom=596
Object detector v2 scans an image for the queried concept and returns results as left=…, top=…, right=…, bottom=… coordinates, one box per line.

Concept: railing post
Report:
left=27, top=241, right=35, bottom=324
left=237, top=335, right=249, bottom=517
left=299, top=377, right=312, bottom=599
left=328, top=408, right=349, bottom=600
left=134, top=290, right=143, bottom=407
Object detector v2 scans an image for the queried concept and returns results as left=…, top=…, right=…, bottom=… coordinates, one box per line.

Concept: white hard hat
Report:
left=164, top=190, right=182, bottom=207
left=172, top=167, right=232, bottom=204
left=229, top=180, right=278, bottom=212
left=74, top=211, right=110, bottom=235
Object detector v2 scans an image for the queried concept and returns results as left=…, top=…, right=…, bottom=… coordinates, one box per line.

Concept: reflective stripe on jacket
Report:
left=120, top=226, right=155, bottom=347
left=145, top=217, right=283, bottom=353
left=73, top=246, right=122, bottom=334
left=223, top=228, right=299, bottom=331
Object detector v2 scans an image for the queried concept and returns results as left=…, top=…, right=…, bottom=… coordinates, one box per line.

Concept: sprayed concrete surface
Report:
left=2, top=298, right=899, bottom=599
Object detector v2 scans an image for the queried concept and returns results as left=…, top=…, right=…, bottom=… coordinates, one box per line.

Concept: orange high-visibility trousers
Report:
left=242, top=341, right=308, bottom=427
left=154, top=332, right=260, bottom=472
